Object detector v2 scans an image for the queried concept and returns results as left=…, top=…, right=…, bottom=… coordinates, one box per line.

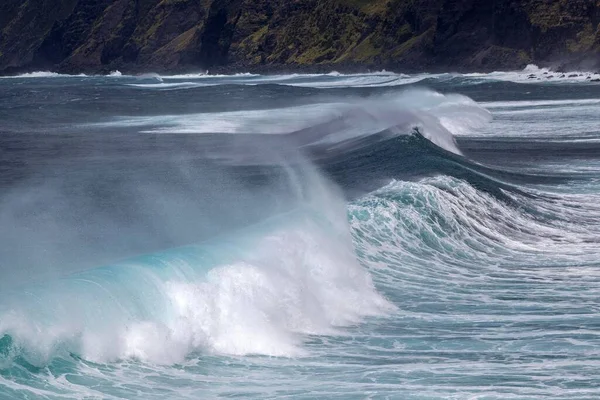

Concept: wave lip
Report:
left=90, top=89, right=490, bottom=156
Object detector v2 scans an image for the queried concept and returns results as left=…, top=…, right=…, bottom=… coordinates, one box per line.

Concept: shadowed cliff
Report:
left=1, top=0, right=599, bottom=74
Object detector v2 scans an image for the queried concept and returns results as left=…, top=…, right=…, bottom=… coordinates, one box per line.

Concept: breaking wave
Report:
left=0, top=162, right=392, bottom=366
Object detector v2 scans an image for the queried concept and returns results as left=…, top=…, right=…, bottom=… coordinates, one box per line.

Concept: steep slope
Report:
left=0, top=0, right=599, bottom=74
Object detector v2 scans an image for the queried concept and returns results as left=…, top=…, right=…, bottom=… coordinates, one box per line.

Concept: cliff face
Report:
left=1, top=0, right=599, bottom=74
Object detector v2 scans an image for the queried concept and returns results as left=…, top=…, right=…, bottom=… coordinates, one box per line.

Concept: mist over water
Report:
left=1, top=68, right=600, bottom=399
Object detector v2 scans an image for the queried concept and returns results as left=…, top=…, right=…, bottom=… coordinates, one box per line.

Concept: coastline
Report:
left=2, top=60, right=599, bottom=78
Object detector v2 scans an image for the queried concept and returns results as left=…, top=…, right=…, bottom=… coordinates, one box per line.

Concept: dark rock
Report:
left=0, top=0, right=599, bottom=74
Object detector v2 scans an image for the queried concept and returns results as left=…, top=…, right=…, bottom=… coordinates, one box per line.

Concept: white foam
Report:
left=0, top=71, right=87, bottom=78
left=143, top=65, right=600, bottom=88
left=347, top=176, right=600, bottom=306
left=473, top=96, right=600, bottom=139
left=161, top=226, right=390, bottom=358
left=463, top=64, right=600, bottom=84
left=164, top=72, right=257, bottom=79
left=3, top=65, right=598, bottom=86
left=127, top=82, right=204, bottom=89
left=482, top=98, right=600, bottom=109
left=0, top=219, right=392, bottom=365
left=0, top=70, right=131, bottom=79
left=126, top=71, right=423, bottom=89
left=350, top=176, right=600, bottom=264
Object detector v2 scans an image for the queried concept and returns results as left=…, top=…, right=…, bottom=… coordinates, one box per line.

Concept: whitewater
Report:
left=1, top=66, right=600, bottom=399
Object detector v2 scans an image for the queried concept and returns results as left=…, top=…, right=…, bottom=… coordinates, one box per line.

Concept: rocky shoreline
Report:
left=1, top=0, right=598, bottom=77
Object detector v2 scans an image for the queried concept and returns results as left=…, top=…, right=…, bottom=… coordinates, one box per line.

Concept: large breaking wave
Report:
left=0, top=87, right=491, bottom=367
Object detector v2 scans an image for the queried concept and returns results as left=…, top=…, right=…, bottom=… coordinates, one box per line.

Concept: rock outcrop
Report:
left=1, top=0, right=599, bottom=74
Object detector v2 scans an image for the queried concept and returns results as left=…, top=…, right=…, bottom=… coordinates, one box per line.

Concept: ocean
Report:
left=1, top=65, right=600, bottom=399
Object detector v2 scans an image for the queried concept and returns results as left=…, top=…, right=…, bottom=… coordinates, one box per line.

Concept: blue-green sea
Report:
left=1, top=66, right=600, bottom=399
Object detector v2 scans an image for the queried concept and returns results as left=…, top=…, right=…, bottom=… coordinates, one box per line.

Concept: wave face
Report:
left=1, top=71, right=600, bottom=399
left=0, top=211, right=391, bottom=365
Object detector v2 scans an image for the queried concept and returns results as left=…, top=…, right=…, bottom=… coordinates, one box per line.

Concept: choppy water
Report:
left=1, top=65, right=600, bottom=399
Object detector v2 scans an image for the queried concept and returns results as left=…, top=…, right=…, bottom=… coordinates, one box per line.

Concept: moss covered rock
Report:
left=0, top=0, right=599, bottom=74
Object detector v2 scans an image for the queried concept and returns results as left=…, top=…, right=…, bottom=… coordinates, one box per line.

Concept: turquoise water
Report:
left=1, top=68, right=600, bottom=399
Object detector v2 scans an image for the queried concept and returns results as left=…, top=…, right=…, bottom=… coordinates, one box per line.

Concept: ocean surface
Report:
left=1, top=65, right=600, bottom=399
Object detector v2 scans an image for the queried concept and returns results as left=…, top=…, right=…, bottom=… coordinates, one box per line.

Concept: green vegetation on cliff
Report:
left=0, top=0, right=599, bottom=74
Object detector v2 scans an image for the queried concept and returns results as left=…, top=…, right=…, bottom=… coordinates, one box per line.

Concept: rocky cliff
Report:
left=1, top=0, right=599, bottom=74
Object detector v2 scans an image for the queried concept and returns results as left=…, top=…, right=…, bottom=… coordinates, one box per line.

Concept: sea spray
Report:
left=0, top=163, right=392, bottom=366
left=89, top=89, right=490, bottom=156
